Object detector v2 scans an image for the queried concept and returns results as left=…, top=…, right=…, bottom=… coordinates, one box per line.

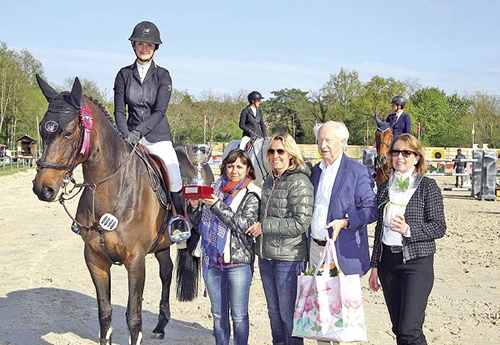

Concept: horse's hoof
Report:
left=99, top=327, right=113, bottom=345
left=129, top=331, right=143, bottom=345
left=152, top=331, right=165, bottom=340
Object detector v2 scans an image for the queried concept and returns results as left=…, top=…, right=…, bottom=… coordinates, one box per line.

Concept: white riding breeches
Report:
left=140, top=138, right=183, bottom=192
left=239, top=136, right=252, bottom=150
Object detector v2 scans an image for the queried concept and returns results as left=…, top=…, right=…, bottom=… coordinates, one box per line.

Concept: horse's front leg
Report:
left=125, top=254, right=146, bottom=345
left=152, top=248, right=173, bottom=339
left=85, top=250, right=113, bottom=345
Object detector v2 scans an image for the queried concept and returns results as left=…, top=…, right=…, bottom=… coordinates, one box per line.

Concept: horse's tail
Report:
left=175, top=231, right=200, bottom=301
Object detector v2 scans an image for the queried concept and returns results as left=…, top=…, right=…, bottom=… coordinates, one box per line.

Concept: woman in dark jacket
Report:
left=246, top=132, right=314, bottom=345
left=114, top=21, right=187, bottom=236
left=189, top=149, right=261, bottom=345
left=238, top=91, right=267, bottom=150
left=369, top=134, right=446, bottom=345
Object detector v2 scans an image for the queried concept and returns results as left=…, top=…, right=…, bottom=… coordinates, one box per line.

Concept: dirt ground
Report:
left=0, top=169, right=499, bottom=344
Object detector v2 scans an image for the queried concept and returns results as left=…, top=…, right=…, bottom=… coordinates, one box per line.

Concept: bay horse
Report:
left=222, top=137, right=270, bottom=187
left=32, top=75, right=212, bottom=345
left=374, top=115, right=393, bottom=187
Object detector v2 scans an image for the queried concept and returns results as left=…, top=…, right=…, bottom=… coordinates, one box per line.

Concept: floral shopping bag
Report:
left=292, top=240, right=367, bottom=342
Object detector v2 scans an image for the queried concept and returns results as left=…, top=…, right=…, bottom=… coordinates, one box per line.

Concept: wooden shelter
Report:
left=16, top=134, right=37, bottom=157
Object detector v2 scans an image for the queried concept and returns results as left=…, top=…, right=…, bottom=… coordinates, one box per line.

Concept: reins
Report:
left=56, top=144, right=138, bottom=266
left=37, top=104, right=137, bottom=265
left=57, top=144, right=137, bottom=228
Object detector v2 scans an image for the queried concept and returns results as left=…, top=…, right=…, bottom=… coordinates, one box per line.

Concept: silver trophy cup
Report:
left=182, top=143, right=214, bottom=198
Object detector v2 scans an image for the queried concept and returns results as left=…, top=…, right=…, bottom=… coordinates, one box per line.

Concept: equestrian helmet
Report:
left=129, top=21, right=162, bottom=45
left=248, top=91, right=264, bottom=103
left=390, top=95, right=406, bottom=108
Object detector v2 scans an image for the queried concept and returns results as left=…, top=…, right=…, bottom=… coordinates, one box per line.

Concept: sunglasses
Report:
left=268, top=148, right=286, bottom=155
left=390, top=149, right=417, bottom=158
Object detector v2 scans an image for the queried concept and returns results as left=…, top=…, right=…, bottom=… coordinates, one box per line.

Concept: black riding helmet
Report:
left=248, top=91, right=264, bottom=103
left=129, top=21, right=162, bottom=50
left=390, top=95, right=406, bottom=108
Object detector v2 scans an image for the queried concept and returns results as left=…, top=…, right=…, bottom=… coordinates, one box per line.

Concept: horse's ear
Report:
left=69, top=77, right=84, bottom=109
left=375, top=114, right=390, bottom=130
left=36, top=74, right=59, bottom=102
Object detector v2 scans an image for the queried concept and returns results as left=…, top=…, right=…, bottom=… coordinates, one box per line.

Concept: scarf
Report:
left=199, top=175, right=253, bottom=284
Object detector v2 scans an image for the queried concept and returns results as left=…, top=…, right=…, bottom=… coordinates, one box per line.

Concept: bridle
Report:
left=37, top=102, right=137, bottom=264
left=36, top=114, right=85, bottom=175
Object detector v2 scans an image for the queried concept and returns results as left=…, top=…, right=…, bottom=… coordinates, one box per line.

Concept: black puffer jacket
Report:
left=255, top=166, right=314, bottom=261
left=189, top=183, right=261, bottom=265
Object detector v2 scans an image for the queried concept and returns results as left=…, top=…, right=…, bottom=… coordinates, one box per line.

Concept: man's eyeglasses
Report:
left=268, top=148, right=286, bottom=155
left=390, top=149, right=417, bottom=158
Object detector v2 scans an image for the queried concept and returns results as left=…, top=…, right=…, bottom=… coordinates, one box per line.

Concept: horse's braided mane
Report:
left=85, top=96, right=126, bottom=139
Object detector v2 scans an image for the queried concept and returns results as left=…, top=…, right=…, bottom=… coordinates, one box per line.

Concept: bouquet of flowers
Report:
left=383, top=171, right=423, bottom=229
left=303, top=262, right=339, bottom=277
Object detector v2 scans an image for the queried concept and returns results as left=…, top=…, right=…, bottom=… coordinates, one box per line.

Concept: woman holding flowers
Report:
left=369, top=133, right=446, bottom=345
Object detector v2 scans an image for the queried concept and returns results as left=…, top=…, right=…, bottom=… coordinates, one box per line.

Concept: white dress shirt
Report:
left=136, top=61, right=151, bottom=83
left=310, top=155, right=342, bottom=241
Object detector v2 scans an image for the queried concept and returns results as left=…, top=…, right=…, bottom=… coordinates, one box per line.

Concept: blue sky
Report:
left=1, top=0, right=498, bottom=101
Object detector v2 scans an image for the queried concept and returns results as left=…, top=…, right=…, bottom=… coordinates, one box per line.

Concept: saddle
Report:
left=138, top=144, right=171, bottom=209
left=136, top=145, right=186, bottom=252
left=244, top=137, right=259, bottom=152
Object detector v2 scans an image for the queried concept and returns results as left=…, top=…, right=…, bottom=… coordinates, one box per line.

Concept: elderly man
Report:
left=309, top=121, right=378, bottom=344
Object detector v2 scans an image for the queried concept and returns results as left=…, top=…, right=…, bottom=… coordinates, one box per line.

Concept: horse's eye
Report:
left=63, top=131, right=74, bottom=139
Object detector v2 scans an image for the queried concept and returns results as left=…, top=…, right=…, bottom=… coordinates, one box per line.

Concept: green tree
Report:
left=470, top=92, right=500, bottom=148
left=0, top=43, right=46, bottom=149
left=446, top=93, right=473, bottom=147
left=411, top=88, right=454, bottom=146
left=264, top=88, right=314, bottom=143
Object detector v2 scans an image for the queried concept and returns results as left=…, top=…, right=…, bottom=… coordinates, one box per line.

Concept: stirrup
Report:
left=168, top=215, right=191, bottom=242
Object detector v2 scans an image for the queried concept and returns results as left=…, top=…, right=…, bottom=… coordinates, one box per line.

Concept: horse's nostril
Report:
left=42, top=186, right=54, bottom=201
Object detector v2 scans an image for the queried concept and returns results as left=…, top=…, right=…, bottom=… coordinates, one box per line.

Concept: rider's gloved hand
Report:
left=128, top=129, right=142, bottom=145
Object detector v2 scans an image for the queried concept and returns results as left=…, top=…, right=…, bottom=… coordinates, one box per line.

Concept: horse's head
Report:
left=375, top=115, right=392, bottom=153
left=32, top=75, right=89, bottom=201
left=374, top=115, right=393, bottom=186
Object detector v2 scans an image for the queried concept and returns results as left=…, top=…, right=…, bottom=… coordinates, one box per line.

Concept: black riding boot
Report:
left=169, top=191, right=190, bottom=242
left=171, top=190, right=185, bottom=218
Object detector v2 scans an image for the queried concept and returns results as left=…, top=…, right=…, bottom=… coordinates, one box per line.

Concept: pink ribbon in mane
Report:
left=79, top=104, right=93, bottom=155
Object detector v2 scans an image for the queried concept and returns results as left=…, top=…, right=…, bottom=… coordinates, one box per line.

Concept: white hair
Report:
left=315, top=121, right=349, bottom=151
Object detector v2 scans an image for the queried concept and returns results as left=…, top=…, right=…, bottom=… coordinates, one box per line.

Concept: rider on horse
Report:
left=239, top=91, right=268, bottom=150
left=386, top=95, right=412, bottom=138
left=114, top=21, right=189, bottom=240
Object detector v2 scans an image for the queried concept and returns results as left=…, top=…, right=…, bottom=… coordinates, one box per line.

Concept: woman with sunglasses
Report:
left=246, top=132, right=314, bottom=345
left=368, top=133, right=446, bottom=345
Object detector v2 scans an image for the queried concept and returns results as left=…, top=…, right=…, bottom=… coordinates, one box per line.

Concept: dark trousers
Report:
left=378, top=246, right=434, bottom=345
left=455, top=167, right=465, bottom=187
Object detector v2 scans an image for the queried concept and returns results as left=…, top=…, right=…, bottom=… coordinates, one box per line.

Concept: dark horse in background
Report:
left=375, top=115, right=393, bottom=187
left=32, top=75, right=213, bottom=345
